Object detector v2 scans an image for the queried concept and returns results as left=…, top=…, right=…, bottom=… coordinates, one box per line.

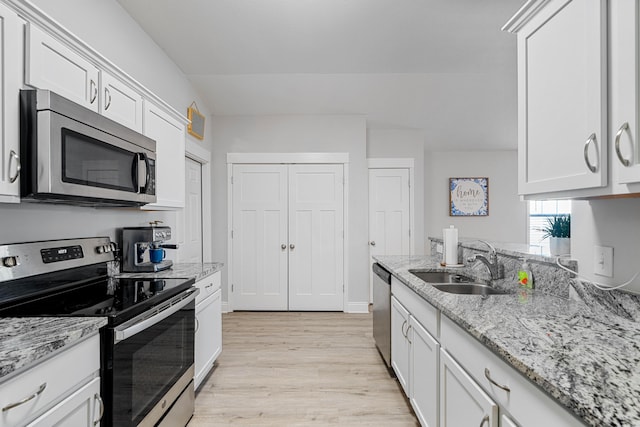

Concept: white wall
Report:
left=0, top=0, right=211, bottom=252
left=367, top=129, right=425, bottom=255
left=571, top=199, right=640, bottom=293
left=425, top=150, right=527, bottom=249
left=211, top=115, right=368, bottom=307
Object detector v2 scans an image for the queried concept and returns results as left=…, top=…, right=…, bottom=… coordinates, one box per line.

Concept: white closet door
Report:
left=368, top=168, right=411, bottom=256
left=288, top=164, right=344, bottom=311
left=232, top=164, right=288, bottom=310
left=368, top=168, right=411, bottom=298
left=182, top=157, right=203, bottom=263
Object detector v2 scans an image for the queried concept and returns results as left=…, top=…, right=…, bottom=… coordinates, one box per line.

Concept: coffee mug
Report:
left=149, top=248, right=165, bottom=263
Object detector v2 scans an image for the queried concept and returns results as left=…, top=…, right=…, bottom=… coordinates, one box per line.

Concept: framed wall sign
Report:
left=449, top=177, right=489, bottom=216
left=187, top=103, right=205, bottom=140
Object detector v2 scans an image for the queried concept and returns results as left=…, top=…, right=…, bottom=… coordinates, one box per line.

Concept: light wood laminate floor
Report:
left=188, top=311, right=419, bottom=426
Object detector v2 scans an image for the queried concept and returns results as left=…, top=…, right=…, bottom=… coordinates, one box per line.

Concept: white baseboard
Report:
left=222, top=301, right=368, bottom=313
left=222, top=301, right=232, bottom=313
left=346, top=302, right=370, bottom=314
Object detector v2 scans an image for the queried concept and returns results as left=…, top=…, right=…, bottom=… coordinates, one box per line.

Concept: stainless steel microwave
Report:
left=20, top=89, right=156, bottom=206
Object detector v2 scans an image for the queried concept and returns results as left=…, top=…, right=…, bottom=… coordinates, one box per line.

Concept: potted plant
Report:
left=541, top=215, right=571, bottom=256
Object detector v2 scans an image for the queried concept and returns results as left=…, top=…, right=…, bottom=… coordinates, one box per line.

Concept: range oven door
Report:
left=103, top=288, right=197, bottom=427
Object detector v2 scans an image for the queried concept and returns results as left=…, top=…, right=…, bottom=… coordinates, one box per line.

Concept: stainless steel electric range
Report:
left=0, top=237, right=197, bottom=427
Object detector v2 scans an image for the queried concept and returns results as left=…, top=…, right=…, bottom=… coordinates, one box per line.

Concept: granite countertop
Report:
left=375, top=255, right=640, bottom=427
left=0, top=317, right=107, bottom=383
left=116, top=262, right=223, bottom=281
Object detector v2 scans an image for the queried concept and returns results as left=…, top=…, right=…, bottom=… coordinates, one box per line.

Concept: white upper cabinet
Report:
left=505, top=0, right=608, bottom=196
left=100, top=71, right=143, bottom=132
left=610, top=0, right=640, bottom=184
left=26, top=23, right=145, bottom=134
left=142, top=102, right=185, bottom=209
left=26, top=23, right=100, bottom=112
left=0, top=2, right=22, bottom=203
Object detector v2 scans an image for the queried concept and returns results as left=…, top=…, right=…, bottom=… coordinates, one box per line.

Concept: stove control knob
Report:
left=96, top=246, right=105, bottom=254
left=2, top=256, right=19, bottom=267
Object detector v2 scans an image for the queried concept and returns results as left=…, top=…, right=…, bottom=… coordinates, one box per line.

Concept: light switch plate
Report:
left=594, top=245, right=613, bottom=277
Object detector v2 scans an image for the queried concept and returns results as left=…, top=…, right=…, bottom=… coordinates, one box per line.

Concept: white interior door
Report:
left=368, top=168, right=411, bottom=298
left=288, top=164, right=344, bottom=311
left=232, top=164, right=288, bottom=310
left=182, top=157, right=203, bottom=263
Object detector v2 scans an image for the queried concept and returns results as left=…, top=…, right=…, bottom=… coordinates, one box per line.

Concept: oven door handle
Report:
left=114, top=288, right=199, bottom=344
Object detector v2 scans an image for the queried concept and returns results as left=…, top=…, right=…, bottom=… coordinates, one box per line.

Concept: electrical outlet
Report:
left=436, top=243, right=443, bottom=254
left=594, top=245, right=613, bottom=278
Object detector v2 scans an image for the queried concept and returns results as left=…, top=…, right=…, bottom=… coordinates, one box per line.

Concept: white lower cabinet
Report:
left=194, top=272, right=223, bottom=389
left=391, top=296, right=410, bottom=393
left=440, top=316, right=585, bottom=427
left=391, top=292, right=438, bottom=427
left=390, top=278, right=586, bottom=427
left=440, top=349, right=498, bottom=427
left=0, top=334, right=102, bottom=427
left=409, top=317, right=439, bottom=427
left=27, top=377, right=102, bottom=427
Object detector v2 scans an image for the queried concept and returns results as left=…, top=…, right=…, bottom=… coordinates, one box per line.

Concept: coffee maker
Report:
left=120, top=221, right=178, bottom=272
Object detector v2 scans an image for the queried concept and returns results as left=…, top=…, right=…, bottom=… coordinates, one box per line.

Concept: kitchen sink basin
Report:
left=431, top=283, right=511, bottom=296
left=409, top=270, right=474, bottom=284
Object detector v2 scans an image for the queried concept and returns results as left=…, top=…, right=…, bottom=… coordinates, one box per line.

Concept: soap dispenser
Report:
left=517, top=258, right=534, bottom=289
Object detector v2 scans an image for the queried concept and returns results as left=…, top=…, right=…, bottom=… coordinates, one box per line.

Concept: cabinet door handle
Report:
left=479, top=414, right=490, bottom=427
left=370, top=241, right=376, bottom=246
left=406, top=324, right=412, bottom=344
left=615, top=122, right=632, bottom=167
left=8, top=150, right=20, bottom=183
left=90, top=79, right=98, bottom=104
left=104, top=88, right=112, bottom=110
left=2, top=382, right=47, bottom=412
left=484, top=367, right=510, bottom=392
left=289, top=244, right=295, bottom=250
left=194, top=316, right=200, bottom=333
left=583, top=133, right=598, bottom=173
left=401, top=320, right=408, bottom=338
left=281, top=244, right=287, bottom=250
left=93, top=393, right=104, bottom=426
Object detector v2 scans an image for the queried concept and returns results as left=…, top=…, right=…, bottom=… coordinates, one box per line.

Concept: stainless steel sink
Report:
left=432, top=283, right=511, bottom=295
left=409, top=270, right=473, bottom=284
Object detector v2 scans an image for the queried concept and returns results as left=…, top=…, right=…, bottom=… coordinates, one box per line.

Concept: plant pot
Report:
left=549, top=237, right=571, bottom=256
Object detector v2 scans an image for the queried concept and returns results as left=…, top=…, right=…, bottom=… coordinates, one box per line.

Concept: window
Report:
left=529, top=200, right=571, bottom=254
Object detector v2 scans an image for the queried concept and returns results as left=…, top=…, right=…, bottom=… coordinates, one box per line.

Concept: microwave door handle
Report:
left=134, top=153, right=151, bottom=194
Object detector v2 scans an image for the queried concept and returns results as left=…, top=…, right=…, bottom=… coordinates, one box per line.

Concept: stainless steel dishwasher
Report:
left=372, top=262, right=393, bottom=372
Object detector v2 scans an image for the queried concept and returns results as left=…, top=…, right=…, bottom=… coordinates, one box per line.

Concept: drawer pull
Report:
left=479, top=414, right=490, bottom=427
left=401, top=320, right=408, bottom=338
left=2, top=382, right=47, bottom=412
left=94, top=393, right=104, bottom=426
left=484, top=368, right=510, bottom=392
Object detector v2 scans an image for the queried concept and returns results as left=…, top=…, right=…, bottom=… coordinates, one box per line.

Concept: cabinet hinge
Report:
left=231, top=230, right=234, bottom=238
left=231, top=284, right=234, bottom=292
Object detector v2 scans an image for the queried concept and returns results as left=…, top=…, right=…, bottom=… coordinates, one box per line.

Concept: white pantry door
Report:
left=182, top=157, right=203, bottom=263
left=232, top=164, right=288, bottom=310
left=288, top=164, right=344, bottom=311
left=368, top=167, right=411, bottom=260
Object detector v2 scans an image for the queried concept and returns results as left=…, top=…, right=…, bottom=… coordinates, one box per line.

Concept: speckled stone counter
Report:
left=375, top=255, right=640, bottom=427
left=0, top=317, right=107, bottom=383
left=116, top=262, right=223, bottom=281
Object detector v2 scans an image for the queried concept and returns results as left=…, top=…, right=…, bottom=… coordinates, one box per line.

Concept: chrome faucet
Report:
left=467, top=240, right=503, bottom=280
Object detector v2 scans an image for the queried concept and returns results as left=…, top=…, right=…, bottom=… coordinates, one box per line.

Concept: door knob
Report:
left=370, top=241, right=376, bottom=246
left=281, top=244, right=287, bottom=250
left=290, top=244, right=295, bottom=250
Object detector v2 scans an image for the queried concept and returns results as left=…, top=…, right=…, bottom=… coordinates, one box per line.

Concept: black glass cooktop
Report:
left=0, top=266, right=194, bottom=326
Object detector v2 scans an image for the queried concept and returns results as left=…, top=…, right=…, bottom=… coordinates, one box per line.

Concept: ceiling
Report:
left=116, top=0, right=521, bottom=150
